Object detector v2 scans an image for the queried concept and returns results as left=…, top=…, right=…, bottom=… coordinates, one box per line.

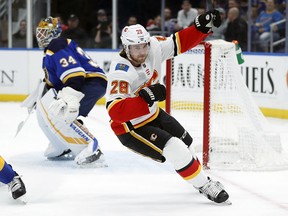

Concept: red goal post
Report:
left=165, top=40, right=288, bottom=170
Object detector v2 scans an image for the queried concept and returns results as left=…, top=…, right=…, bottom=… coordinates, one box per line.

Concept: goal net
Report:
left=165, top=40, right=288, bottom=171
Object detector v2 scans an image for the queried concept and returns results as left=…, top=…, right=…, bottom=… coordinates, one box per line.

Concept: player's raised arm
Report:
left=173, top=10, right=221, bottom=55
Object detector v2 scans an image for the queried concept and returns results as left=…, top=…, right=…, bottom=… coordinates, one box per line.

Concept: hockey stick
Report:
left=14, top=79, right=44, bottom=137
left=206, top=0, right=214, bottom=11
left=14, top=103, right=36, bottom=137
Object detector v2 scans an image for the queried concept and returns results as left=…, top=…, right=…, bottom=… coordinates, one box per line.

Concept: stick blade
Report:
left=14, top=121, right=25, bottom=137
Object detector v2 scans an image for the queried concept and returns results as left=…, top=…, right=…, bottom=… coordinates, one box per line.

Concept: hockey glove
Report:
left=194, top=10, right=221, bottom=34
left=49, top=87, right=84, bottom=123
left=139, top=83, right=166, bottom=107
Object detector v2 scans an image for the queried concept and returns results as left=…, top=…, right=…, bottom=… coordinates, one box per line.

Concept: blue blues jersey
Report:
left=42, top=37, right=106, bottom=91
left=0, top=156, right=15, bottom=184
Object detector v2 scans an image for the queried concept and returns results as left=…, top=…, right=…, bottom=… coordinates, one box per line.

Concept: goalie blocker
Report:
left=36, top=85, right=106, bottom=167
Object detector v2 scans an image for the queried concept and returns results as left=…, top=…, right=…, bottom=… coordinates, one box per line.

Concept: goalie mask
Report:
left=36, top=17, right=62, bottom=49
left=121, top=24, right=150, bottom=62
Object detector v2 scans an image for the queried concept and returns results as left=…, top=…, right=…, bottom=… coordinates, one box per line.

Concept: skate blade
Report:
left=16, top=194, right=28, bottom=204
left=76, top=160, right=108, bottom=168
left=216, top=199, right=232, bottom=206
left=47, top=156, right=75, bottom=161
left=224, top=199, right=232, bottom=205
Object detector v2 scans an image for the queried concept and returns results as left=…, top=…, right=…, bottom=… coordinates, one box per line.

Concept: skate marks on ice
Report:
left=209, top=170, right=288, bottom=213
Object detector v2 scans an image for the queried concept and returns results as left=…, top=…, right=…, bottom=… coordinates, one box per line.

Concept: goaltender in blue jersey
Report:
left=35, top=17, right=107, bottom=167
left=43, top=38, right=106, bottom=91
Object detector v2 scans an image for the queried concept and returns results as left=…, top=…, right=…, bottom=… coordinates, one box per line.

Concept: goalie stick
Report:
left=14, top=79, right=44, bottom=137
left=14, top=103, right=36, bottom=137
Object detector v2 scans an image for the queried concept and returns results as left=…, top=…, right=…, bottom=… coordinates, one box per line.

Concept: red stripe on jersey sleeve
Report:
left=175, top=25, right=209, bottom=54
left=108, top=97, right=150, bottom=123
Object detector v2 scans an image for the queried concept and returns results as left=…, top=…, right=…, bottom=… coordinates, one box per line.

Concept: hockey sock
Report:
left=163, top=137, right=208, bottom=188
left=176, top=157, right=208, bottom=188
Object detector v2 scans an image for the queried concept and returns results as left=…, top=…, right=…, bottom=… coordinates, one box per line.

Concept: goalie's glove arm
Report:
left=49, top=86, right=84, bottom=123
left=107, top=97, right=150, bottom=123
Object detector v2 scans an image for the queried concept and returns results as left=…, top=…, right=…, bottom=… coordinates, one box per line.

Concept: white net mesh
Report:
left=169, top=40, right=288, bottom=171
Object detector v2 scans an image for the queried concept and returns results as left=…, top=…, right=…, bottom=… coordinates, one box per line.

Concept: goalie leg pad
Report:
left=44, top=142, right=75, bottom=160
left=74, top=139, right=107, bottom=167
left=71, top=121, right=107, bottom=167
left=37, top=106, right=69, bottom=158
left=37, top=89, right=89, bottom=156
left=37, top=89, right=106, bottom=166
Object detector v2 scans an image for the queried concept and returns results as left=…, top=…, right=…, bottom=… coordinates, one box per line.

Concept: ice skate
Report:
left=47, top=149, right=75, bottom=161
left=196, top=177, right=231, bottom=204
left=8, top=172, right=27, bottom=203
left=75, top=141, right=107, bottom=168
left=45, top=142, right=75, bottom=160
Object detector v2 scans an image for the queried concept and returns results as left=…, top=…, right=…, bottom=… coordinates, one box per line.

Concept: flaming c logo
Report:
left=150, top=133, right=157, bottom=141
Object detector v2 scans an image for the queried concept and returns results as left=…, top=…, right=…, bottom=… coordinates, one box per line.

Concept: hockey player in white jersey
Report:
left=106, top=10, right=230, bottom=203
left=34, top=17, right=107, bottom=167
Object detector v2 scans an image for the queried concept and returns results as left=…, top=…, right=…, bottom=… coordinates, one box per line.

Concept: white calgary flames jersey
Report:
left=106, top=36, right=174, bottom=135
left=106, top=24, right=208, bottom=135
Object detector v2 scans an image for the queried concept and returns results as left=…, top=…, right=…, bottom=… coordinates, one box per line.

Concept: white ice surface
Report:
left=1, top=102, right=288, bottom=216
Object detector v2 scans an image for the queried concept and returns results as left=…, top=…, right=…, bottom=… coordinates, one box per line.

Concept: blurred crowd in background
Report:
left=0, top=0, right=286, bottom=53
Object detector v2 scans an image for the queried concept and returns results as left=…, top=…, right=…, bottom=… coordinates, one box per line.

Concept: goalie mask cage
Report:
left=165, top=40, right=288, bottom=171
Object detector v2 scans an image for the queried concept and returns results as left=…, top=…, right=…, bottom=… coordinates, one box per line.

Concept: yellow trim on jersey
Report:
left=175, top=32, right=181, bottom=54
left=67, top=39, right=72, bottom=44
left=86, top=73, right=107, bottom=81
left=45, top=79, right=54, bottom=87
left=129, top=130, right=163, bottom=154
left=108, top=120, right=131, bottom=133
left=107, top=98, right=125, bottom=112
left=183, top=165, right=202, bottom=180
left=39, top=99, right=89, bottom=144
left=0, top=156, right=5, bottom=170
left=46, top=49, right=54, bottom=56
left=62, top=71, right=86, bottom=84
left=133, top=107, right=160, bottom=129
left=122, top=122, right=131, bottom=133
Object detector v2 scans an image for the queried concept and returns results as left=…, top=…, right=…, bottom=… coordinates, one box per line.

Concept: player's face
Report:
left=129, top=43, right=149, bottom=65
left=36, top=28, right=47, bottom=41
left=36, top=28, right=49, bottom=48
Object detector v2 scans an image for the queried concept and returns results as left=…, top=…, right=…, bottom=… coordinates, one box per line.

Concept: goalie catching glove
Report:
left=194, top=9, right=221, bottom=34
left=49, top=87, right=84, bottom=123
left=139, top=83, right=166, bottom=107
